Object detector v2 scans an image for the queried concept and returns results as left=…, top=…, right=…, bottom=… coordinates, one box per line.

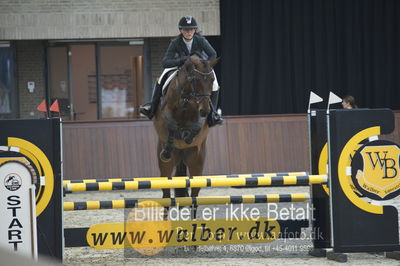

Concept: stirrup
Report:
left=207, top=112, right=223, bottom=127
left=139, top=103, right=154, bottom=119
left=213, top=116, right=223, bottom=126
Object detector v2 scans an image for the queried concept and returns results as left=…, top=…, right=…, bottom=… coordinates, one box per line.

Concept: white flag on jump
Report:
left=307, top=91, right=323, bottom=113
left=309, top=91, right=323, bottom=105
left=328, top=91, right=342, bottom=105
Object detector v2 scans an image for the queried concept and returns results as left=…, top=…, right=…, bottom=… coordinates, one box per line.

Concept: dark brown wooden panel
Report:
left=62, top=111, right=400, bottom=180
left=63, top=120, right=230, bottom=179
left=382, top=111, right=400, bottom=143
left=224, top=115, right=309, bottom=174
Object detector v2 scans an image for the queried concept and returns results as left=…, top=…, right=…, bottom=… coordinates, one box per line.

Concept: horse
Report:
left=153, top=54, right=219, bottom=218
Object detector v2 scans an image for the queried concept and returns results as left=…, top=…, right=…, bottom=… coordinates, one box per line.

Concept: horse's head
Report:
left=177, top=54, right=219, bottom=118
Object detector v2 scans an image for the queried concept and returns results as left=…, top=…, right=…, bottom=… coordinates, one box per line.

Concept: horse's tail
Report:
left=175, top=161, right=188, bottom=197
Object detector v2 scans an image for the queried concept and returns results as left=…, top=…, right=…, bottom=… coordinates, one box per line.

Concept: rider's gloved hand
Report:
left=179, top=56, right=189, bottom=66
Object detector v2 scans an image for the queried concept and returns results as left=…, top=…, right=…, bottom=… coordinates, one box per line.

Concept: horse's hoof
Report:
left=160, top=150, right=172, bottom=162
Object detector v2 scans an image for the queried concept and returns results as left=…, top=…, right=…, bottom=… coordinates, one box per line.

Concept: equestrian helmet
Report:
left=178, top=16, right=198, bottom=30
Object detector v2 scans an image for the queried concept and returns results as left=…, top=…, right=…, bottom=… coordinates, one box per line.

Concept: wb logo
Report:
left=351, top=140, right=400, bottom=200
left=365, top=151, right=398, bottom=179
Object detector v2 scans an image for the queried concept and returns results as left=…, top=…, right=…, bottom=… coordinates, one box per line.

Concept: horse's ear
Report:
left=208, top=57, right=220, bottom=68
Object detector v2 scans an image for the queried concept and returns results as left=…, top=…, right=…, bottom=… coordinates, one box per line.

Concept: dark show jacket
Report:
left=162, top=34, right=217, bottom=68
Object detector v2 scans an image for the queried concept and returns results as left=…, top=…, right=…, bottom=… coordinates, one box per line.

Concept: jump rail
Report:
left=65, top=174, right=328, bottom=192
left=63, top=193, right=310, bottom=211
left=62, top=172, right=308, bottom=188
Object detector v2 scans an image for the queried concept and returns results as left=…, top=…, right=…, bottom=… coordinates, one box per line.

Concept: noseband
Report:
left=179, top=68, right=214, bottom=107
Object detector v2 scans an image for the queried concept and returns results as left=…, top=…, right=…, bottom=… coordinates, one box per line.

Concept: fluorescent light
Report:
left=0, top=41, right=10, bottom=48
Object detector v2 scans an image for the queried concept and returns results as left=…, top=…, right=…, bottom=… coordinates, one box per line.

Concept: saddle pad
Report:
left=162, top=70, right=178, bottom=93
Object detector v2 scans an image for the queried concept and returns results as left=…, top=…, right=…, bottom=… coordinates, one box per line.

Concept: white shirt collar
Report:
left=183, top=37, right=193, bottom=52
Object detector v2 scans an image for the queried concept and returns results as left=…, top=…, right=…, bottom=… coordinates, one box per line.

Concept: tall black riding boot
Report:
left=207, top=91, right=223, bottom=127
left=140, top=82, right=162, bottom=119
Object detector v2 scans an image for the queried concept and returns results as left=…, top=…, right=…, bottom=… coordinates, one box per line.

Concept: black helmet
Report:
left=178, top=16, right=198, bottom=30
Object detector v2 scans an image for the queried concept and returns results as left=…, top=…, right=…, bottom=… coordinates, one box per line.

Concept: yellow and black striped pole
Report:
left=62, top=172, right=308, bottom=188
left=63, top=193, right=310, bottom=211
left=65, top=174, right=327, bottom=192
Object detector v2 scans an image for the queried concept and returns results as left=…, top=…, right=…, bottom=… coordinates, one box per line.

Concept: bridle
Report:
left=178, top=67, right=214, bottom=107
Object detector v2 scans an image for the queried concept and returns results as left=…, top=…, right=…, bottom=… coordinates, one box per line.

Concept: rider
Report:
left=139, top=15, right=223, bottom=127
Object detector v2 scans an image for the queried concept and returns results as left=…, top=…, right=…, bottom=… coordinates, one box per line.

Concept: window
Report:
left=99, top=45, right=143, bottom=119
left=47, top=41, right=144, bottom=121
left=0, top=44, right=17, bottom=118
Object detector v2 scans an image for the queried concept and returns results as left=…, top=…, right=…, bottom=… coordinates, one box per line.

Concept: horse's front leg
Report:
left=160, top=130, right=175, bottom=162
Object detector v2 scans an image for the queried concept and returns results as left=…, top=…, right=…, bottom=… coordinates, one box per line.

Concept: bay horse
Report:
left=153, top=54, right=219, bottom=216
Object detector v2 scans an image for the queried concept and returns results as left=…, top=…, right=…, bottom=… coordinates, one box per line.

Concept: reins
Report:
left=178, top=66, right=214, bottom=106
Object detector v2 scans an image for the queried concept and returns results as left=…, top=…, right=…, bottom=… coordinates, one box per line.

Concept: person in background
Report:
left=342, top=95, right=357, bottom=109
left=140, top=15, right=222, bottom=127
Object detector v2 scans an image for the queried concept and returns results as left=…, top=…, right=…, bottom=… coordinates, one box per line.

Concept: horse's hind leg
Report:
left=158, top=141, right=174, bottom=219
left=185, top=144, right=206, bottom=199
left=185, top=144, right=207, bottom=220
left=184, top=145, right=206, bottom=251
left=174, top=161, right=188, bottom=197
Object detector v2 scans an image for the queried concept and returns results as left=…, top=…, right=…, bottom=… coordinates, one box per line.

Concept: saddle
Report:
left=159, top=69, right=178, bottom=95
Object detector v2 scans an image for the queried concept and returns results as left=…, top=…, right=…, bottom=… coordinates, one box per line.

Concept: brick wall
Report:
left=16, top=41, right=46, bottom=119
left=0, top=0, right=220, bottom=40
